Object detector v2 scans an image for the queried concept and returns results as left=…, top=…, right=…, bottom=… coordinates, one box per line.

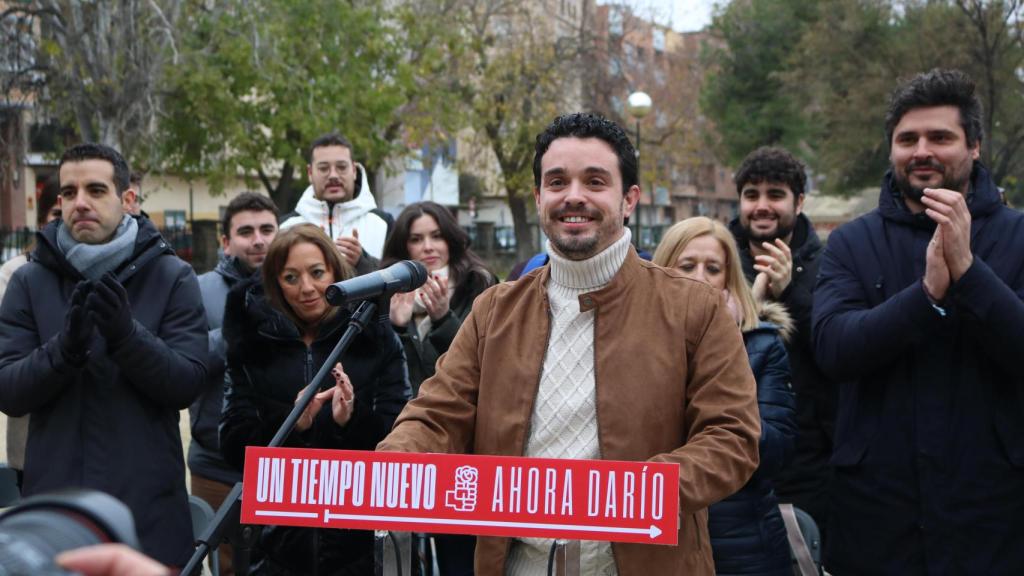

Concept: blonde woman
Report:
left=654, top=217, right=797, bottom=576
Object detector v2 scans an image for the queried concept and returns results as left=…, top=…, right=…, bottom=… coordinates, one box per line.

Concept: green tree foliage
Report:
left=783, top=0, right=910, bottom=192
left=471, top=39, right=563, bottom=261
left=161, top=0, right=460, bottom=211
left=704, top=0, right=1024, bottom=198
left=443, top=1, right=589, bottom=260
left=701, top=0, right=818, bottom=166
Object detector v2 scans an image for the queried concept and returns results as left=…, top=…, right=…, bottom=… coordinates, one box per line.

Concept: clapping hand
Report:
left=419, top=274, right=450, bottom=322
left=921, top=187, right=973, bottom=281
left=86, top=273, right=135, bottom=347
left=335, top=228, right=363, bottom=268
left=60, top=280, right=95, bottom=364
left=390, top=291, right=415, bottom=328
left=753, top=239, right=793, bottom=300
left=295, top=363, right=356, bottom=431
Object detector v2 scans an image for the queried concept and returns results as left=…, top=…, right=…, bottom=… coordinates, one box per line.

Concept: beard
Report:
left=550, top=235, right=599, bottom=259
left=544, top=205, right=617, bottom=261
left=747, top=220, right=795, bottom=244
left=743, top=211, right=796, bottom=244
left=893, top=158, right=973, bottom=202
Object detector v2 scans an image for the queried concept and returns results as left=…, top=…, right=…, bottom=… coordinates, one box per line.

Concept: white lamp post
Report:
left=627, top=91, right=652, bottom=247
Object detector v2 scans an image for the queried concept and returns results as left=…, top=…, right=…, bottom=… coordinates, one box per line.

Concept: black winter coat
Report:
left=220, top=279, right=410, bottom=575
left=709, top=305, right=797, bottom=576
left=731, top=214, right=834, bottom=528
left=0, top=217, right=208, bottom=567
left=813, top=163, right=1024, bottom=575
left=394, top=268, right=495, bottom=395
left=188, top=256, right=252, bottom=484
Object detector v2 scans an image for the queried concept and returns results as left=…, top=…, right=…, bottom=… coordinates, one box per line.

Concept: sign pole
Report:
left=181, top=299, right=380, bottom=576
left=552, top=540, right=581, bottom=576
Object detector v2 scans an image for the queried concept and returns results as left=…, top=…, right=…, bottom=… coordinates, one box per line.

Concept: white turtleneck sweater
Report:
left=505, top=229, right=632, bottom=576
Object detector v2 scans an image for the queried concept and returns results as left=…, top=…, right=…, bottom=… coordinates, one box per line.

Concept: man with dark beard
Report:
left=379, top=113, right=761, bottom=575
left=813, top=69, right=1024, bottom=574
left=727, top=147, right=834, bottom=538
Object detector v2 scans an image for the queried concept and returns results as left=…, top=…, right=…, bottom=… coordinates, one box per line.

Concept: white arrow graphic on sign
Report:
left=322, top=510, right=663, bottom=539
left=255, top=510, right=320, bottom=519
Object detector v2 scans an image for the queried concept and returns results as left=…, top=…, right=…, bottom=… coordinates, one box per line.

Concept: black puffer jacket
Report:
left=188, top=255, right=252, bottom=484
left=730, top=214, right=834, bottom=528
left=0, top=217, right=207, bottom=567
left=395, top=267, right=496, bottom=395
left=220, top=278, right=410, bottom=575
left=709, top=303, right=797, bottom=576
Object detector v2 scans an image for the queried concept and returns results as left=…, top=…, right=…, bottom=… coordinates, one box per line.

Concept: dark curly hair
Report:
left=885, top=68, right=984, bottom=148
left=734, top=146, right=807, bottom=199
left=59, top=143, right=131, bottom=196
left=221, top=192, right=280, bottom=238
left=532, top=112, right=638, bottom=195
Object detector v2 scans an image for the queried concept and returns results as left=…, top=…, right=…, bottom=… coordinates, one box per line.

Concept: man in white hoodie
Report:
left=280, top=132, right=390, bottom=274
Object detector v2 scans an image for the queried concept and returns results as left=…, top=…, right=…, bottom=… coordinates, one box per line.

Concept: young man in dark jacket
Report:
left=728, top=147, right=834, bottom=535
left=188, top=191, right=279, bottom=575
left=0, top=143, right=208, bottom=567
left=814, top=69, right=1024, bottom=574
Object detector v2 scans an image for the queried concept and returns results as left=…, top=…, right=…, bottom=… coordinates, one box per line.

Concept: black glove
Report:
left=87, top=273, right=136, bottom=348
left=60, top=280, right=94, bottom=365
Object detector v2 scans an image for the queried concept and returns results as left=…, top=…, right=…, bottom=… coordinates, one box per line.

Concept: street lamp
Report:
left=627, top=91, right=652, bottom=248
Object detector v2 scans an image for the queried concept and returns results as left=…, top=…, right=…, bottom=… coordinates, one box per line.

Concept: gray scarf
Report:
left=57, top=214, right=139, bottom=280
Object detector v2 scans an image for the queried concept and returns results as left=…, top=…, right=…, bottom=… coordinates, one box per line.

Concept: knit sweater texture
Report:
left=506, top=230, right=632, bottom=576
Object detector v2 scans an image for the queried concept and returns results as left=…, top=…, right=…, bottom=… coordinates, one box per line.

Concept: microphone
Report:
left=325, top=260, right=428, bottom=305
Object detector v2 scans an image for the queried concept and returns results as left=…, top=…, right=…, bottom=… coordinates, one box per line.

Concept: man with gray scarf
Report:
left=0, top=143, right=208, bottom=568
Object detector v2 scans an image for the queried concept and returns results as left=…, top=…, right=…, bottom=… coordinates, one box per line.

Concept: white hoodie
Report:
left=280, top=164, right=389, bottom=259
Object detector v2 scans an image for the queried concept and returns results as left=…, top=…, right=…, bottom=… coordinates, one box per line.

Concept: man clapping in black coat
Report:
left=0, top=143, right=207, bottom=568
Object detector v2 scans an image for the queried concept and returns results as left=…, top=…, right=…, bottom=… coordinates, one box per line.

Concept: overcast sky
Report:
left=600, top=0, right=717, bottom=32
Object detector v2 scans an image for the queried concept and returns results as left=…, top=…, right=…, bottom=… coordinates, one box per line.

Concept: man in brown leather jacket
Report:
left=378, top=113, right=760, bottom=576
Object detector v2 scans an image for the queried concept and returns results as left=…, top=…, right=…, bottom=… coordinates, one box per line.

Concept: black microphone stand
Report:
left=182, top=296, right=388, bottom=576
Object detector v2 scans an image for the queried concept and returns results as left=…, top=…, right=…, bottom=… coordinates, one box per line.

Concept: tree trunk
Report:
left=261, top=162, right=302, bottom=214
left=507, top=192, right=536, bottom=262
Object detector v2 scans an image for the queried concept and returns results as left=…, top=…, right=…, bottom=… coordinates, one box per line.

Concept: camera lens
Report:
left=0, top=490, right=141, bottom=576
left=0, top=509, right=108, bottom=575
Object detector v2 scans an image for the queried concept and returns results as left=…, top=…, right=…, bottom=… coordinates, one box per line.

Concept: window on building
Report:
left=653, top=29, right=666, bottom=53
left=609, top=7, right=623, bottom=35
left=608, top=56, right=622, bottom=77
left=164, top=210, right=187, bottom=229
left=0, top=13, right=36, bottom=75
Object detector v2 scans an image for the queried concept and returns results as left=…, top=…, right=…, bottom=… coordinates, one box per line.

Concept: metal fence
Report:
left=0, top=228, right=33, bottom=265
left=466, top=223, right=671, bottom=255
left=0, top=227, right=194, bottom=265
left=2, top=223, right=673, bottom=268
left=161, top=227, right=193, bottom=262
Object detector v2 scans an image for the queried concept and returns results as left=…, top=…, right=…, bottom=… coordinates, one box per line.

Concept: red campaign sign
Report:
left=241, top=447, right=679, bottom=546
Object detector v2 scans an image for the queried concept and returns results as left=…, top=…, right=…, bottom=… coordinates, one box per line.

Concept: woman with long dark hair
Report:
left=220, top=224, right=410, bottom=575
left=381, top=201, right=496, bottom=576
left=382, top=201, right=497, bottom=396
